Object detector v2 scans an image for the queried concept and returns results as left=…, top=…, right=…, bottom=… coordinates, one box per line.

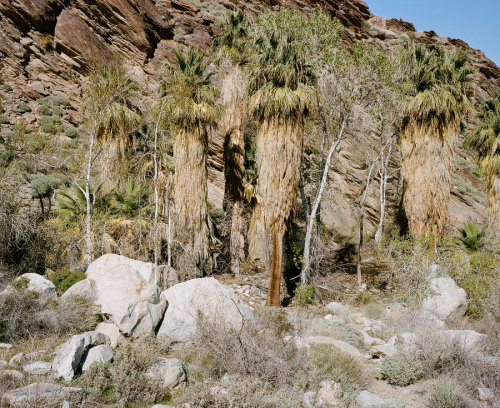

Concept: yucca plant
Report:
left=111, top=177, right=152, bottom=218
left=57, top=184, right=108, bottom=225
left=213, top=11, right=250, bottom=275
left=458, top=220, right=486, bottom=250
left=247, top=11, right=316, bottom=306
left=400, top=44, right=472, bottom=247
left=466, top=93, right=500, bottom=234
left=162, top=48, right=221, bottom=280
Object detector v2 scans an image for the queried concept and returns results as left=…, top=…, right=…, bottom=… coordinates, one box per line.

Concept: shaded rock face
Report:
left=0, top=0, right=498, bottom=241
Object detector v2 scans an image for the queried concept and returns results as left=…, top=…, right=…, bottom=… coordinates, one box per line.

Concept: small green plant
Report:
left=354, top=290, right=377, bottom=305
left=428, top=377, right=468, bottom=408
left=2, top=84, right=12, bottom=92
left=52, top=94, right=70, bottom=106
left=381, top=353, right=424, bottom=386
left=38, top=104, right=52, bottom=115
left=294, top=283, right=314, bottom=305
left=65, top=126, right=77, bottom=138
left=49, top=267, right=86, bottom=295
left=52, top=105, right=63, bottom=116
left=0, top=115, right=10, bottom=124
left=39, top=115, right=57, bottom=134
left=18, top=103, right=31, bottom=113
left=458, top=221, right=486, bottom=250
left=461, top=273, right=490, bottom=318
left=328, top=322, right=365, bottom=349
left=10, top=277, right=30, bottom=291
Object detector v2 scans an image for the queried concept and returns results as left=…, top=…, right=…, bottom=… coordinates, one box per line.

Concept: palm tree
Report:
left=400, top=45, right=472, bottom=247
left=248, top=13, right=315, bottom=306
left=467, top=93, right=500, bottom=234
left=163, top=48, right=221, bottom=281
left=213, top=11, right=249, bottom=275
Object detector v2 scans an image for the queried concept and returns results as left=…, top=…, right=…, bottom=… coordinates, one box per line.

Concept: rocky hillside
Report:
left=0, top=0, right=499, bottom=240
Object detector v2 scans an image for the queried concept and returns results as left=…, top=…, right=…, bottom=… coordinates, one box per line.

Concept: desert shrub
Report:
left=52, top=94, right=70, bottom=106
left=294, top=283, right=314, bottom=305
left=460, top=272, right=490, bottom=318
left=64, top=126, right=77, bottom=138
left=39, top=115, right=57, bottom=134
left=361, top=301, right=386, bottom=319
left=52, top=105, right=63, bottom=116
left=428, top=377, right=468, bottom=408
left=354, top=290, right=377, bottom=305
left=40, top=33, right=52, bottom=50
left=458, top=221, right=486, bottom=250
left=79, top=337, right=170, bottom=406
left=0, top=288, right=99, bottom=342
left=49, top=267, right=86, bottom=295
left=18, top=103, right=31, bottom=112
left=0, top=115, right=10, bottom=124
left=38, top=104, right=52, bottom=115
left=381, top=353, right=424, bottom=386
left=2, top=84, right=12, bottom=92
left=324, top=322, right=365, bottom=349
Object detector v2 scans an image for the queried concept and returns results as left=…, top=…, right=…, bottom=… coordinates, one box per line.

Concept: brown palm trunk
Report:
left=221, top=66, right=247, bottom=275
left=487, top=174, right=500, bottom=234
left=249, top=116, right=304, bottom=304
left=266, top=228, right=284, bottom=306
left=400, top=124, right=457, bottom=244
left=173, top=127, right=212, bottom=281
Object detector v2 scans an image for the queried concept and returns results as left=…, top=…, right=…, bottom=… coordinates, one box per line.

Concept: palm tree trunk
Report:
left=173, top=127, right=212, bottom=281
left=400, top=124, right=456, bottom=244
left=249, top=116, right=304, bottom=303
left=487, top=174, right=500, bottom=234
left=221, top=66, right=247, bottom=275
left=266, top=228, right=284, bottom=306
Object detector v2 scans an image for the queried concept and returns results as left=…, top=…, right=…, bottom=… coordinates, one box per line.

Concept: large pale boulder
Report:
left=13, top=273, right=56, bottom=298
left=296, top=336, right=367, bottom=360
left=1, top=383, right=85, bottom=407
left=95, top=322, right=123, bottom=348
left=145, top=357, right=186, bottom=389
left=81, top=345, right=114, bottom=371
left=52, top=331, right=109, bottom=381
left=61, top=279, right=95, bottom=301
left=157, top=277, right=253, bottom=342
left=421, top=277, right=467, bottom=320
left=357, top=390, right=394, bottom=407
left=439, top=330, right=486, bottom=352
left=86, top=254, right=166, bottom=336
left=22, top=362, right=52, bottom=375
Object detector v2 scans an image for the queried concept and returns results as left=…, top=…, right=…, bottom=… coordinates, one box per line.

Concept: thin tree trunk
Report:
left=301, top=118, right=346, bottom=283
left=266, top=228, right=283, bottom=306
left=375, top=138, right=393, bottom=244
left=357, top=160, right=377, bottom=286
left=173, top=127, right=212, bottom=281
left=166, top=178, right=172, bottom=287
left=85, top=123, right=97, bottom=264
left=487, top=174, right=500, bottom=235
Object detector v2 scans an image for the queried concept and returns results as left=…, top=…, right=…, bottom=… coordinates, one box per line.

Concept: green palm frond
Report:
left=213, top=11, right=249, bottom=64
left=57, top=184, right=109, bottom=224
left=111, top=177, right=152, bottom=217
left=96, top=101, right=142, bottom=146
left=458, top=220, right=486, bottom=250
left=162, top=48, right=221, bottom=131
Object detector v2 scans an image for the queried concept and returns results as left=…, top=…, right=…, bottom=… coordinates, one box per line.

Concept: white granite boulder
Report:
left=421, top=277, right=467, bottom=320
left=81, top=345, right=114, bottom=371
left=13, top=273, right=56, bottom=298
left=146, top=357, right=186, bottom=389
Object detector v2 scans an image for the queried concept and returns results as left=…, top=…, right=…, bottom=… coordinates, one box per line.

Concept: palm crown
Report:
left=404, top=44, right=472, bottom=133
left=163, top=48, right=220, bottom=131
left=213, top=11, right=249, bottom=64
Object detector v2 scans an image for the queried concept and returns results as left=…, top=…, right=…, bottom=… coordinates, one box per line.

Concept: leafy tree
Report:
left=466, top=93, right=500, bottom=234
left=162, top=48, right=221, bottom=280
left=400, top=44, right=472, bottom=247
left=27, top=173, right=64, bottom=218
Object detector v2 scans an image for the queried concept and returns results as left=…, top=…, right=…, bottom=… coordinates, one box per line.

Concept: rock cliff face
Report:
left=0, top=0, right=498, bottom=240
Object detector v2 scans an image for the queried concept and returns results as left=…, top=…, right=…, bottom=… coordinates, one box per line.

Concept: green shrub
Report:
left=52, top=105, right=63, bottom=116
left=52, top=94, right=70, bottom=106
left=49, top=267, right=86, bottom=295
left=294, top=283, right=314, bottom=305
left=327, top=322, right=365, bottom=349
left=428, top=377, right=468, bottom=408
left=381, top=353, right=424, bottom=386
left=17, top=103, right=31, bottom=113
left=0, top=115, right=10, bottom=124
left=65, top=126, right=77, bottom=138
left=458, top=221, right=486, bottom=250
left=2, top=84, right=12, bottom=92
left=10, top=276, right=30, bottom=291
left=461, top=273, right=490, bottom=318
left=469, top=251, right=498, bottom=272
left=39, top=115, right=57, bottom=134
left=38, top=104, right=52, bottom=115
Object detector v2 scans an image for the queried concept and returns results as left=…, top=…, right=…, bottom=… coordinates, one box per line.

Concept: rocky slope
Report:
left=0, top=0, right=499, bottom=241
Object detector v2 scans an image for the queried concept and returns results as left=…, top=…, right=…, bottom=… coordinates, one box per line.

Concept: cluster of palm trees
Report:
left=70, top=9, right=498, bottom=306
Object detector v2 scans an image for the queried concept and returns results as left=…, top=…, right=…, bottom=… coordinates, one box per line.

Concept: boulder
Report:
left=478, top=387, right=494, bottom=402
left=357, top=390, right=394, bottom=407
left=370, top=343, right=397, bottom=358
left=157, top=277, right=253, bottom=342
left=324, top=302, right=351, bottom=316
left=440, top=330, right=486, bottom=352
left=392, top=332, right=420, bottom=354
left=52, top=331, right=109, bottom=381
left=0, top=370, right=23, bottom=381
left=22, top=361, right=52, bottom=375
left=1, top=383, right=85, bottom=407
left=421, top=277, right=467, bottom=320
left=297, top=336, right=367, bottom=360
left=146, top=357, right=186, bottom=389
left=81, top=345, right=114, bottom=371
left=61, top=279, right=95, bottom=301
left=13, top=273, right=56, bottom=298
left=95, top=322, right=123, bottom=348
left=86, top=254, right=166, bottom=336
left=0, top=360, right=7, bottom=370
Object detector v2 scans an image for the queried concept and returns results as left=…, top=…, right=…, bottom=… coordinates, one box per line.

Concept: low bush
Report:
left=428, top=377, right=468, bottom=408
left=457, top=221, right=486, bottom=250
left=294, top=283, right=314, bottom=305
left=49, top=267, right=86, bottom=295
left=2, top=84, right=12, bottom=92
left=381, top=353, right=424, bottom=386
left=52, top=94, right=70, bottom=107
left=39, top=115, right=57, bottom=134
left=0, top=115, right=10, bottom=124
left=17, top=103, right=31, bottom=113
left=38, top=104, right=52, bottom=115
left=65, top=126, right=77, bottom=138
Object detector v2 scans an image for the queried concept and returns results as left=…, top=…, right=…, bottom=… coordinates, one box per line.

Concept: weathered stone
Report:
left=157, top=278, right=253, bottom=342
left=95, top=322, right=123, bottom=348
left=297, top=336, right=367, bottom=360
left=0, top=369, right=23, bottom=381
left=81, top=345, right=114, bottom=371
left=0, top=360, right=7, bottom=370
left=22, top=361, right=52, bottom=375
left=392, top=332, right=420, bottom=354
left=421, top=277, right=467, bottom=320
left=370, top=343, right=397, bottom=358
left=1, top=383, right=86, bottom=407
left=478, top=387, right=494, bottom=401
left=61, top=278, right=95, bottom=300
left=324, top=302, right=351, bottom=316
left=52, top=331, right=109, bottom=381
left=439, top=330, right=486, bottom=352
left=357, top=390, right=394, bottom=407
left=146, top=357, right=186, bottom=389
left=13, top=273, right=56, bottom=298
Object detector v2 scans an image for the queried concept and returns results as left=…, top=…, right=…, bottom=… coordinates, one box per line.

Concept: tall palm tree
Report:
left=467, top=93, right=500, bottom=234
left=248, top=13, right=315, bottom=306
left=163, top=48, right=221, bottom=281
left=213, top=11, right=249, bottom=275
left=400, top=45, right=472, bottom=246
